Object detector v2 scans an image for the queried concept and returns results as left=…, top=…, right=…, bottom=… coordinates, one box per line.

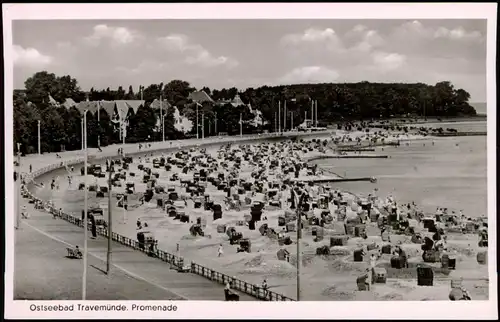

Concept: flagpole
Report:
left=202, top=112, right=205, bottom=140
left=81, top=119, right=84, bottom=151
left=278, top=101, right=281, bottom=134
left=97, top=102, right=101, bottom=148
left=215, top=112, right=218, bottom=135
left=315, top=100, right=318, bottom=127
left=82, top=110, right=89, bottom=300
left=196, top=104, right=199, bottom=140
left=310, top=100, right=313, bottom=128
left=160, top=95, right=164, bottom=142
left=121, top=109, right=126, bottom=157
left=284, top=100, right=287, bottom=132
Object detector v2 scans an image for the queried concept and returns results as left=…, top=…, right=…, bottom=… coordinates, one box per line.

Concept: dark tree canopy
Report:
left=14, top=70, right=478, bottom=154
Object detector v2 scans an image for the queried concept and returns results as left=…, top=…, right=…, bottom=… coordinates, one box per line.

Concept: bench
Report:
left=224, top=289, right=240, bottom=301
left=176, top=265, right=191, bottom=273
left=66, top=247, right=82, bottom=259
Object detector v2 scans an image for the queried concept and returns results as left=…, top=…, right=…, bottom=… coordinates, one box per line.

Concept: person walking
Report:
left=218, top=244, right=224, bottom=257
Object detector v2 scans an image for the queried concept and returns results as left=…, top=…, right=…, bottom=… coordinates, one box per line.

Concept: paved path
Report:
left=17, top=198, right=255, bottom=301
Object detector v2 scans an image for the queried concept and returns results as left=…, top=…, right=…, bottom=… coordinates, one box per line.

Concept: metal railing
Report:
left=21, top=134, right=300, bottom=301
left=190, top=262, right=294, bottom=301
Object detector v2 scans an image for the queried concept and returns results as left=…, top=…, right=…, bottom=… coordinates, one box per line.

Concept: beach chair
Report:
left=66, top=247, right=82, bottom=259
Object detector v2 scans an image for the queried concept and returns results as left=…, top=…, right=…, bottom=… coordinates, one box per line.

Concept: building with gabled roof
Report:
left=188, top=90, right=214, bottom=104
left=99, top=101, right=116, bottom=118
left=150, top=98, right=172, bottom=110
left=75, top=101, right=100, bottom=115
left=62, top=98, right=77, bottom=109
left=115, top=100, right=145, bottom=117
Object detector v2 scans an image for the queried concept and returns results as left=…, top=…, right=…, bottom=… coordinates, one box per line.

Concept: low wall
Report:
left=21, top=132, right=307, bottom=301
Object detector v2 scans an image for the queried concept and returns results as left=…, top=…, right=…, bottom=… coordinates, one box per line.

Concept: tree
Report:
left=163, top=80, right=196, bottom=108
left=126, top=85, right=135, bottom=100
left=164, top=106, right=177, bottom=139
left=16, top=70, right=480, bottom=154
left=128, top=105, right=157, bottom=142
left=116, top=86, right=126, bottom=100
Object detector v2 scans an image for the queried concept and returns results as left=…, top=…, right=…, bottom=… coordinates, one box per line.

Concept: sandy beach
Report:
left=28, top=127, right=489, bottom=301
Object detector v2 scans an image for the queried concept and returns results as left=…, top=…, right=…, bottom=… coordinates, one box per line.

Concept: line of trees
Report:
left=13, top=71, right=477, bottom=154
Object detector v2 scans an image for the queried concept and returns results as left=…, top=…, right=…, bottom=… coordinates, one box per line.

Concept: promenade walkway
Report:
left=14, top=136, right=275, bottom=301
left=17, top=196, right=256, bottom=300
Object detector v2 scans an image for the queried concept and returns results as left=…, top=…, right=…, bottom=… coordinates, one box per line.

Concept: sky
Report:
left=12, top=19, right=487, bottom=102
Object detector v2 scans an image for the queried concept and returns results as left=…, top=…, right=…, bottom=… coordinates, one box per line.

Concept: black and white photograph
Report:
left=4, top=3, right=497, bottom=320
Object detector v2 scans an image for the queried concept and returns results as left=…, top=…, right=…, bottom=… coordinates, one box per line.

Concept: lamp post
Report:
left=202, top=112, right=205, bottom=140
left=278, top=101, right=281, bottom=134
left=82, top=110, right=89, bottom=300
left=37, top=120, right=41, bottom=155
left=215, top=112, right=218, bottom=135
left=106, top=159, right=113, bottom=274
left=283, top=100, right=287, bottom=132
left=121, top=109, right=127, bottom=157
left=160, top=96, right=165, bottom=142
left=239, top=112, right=243, bottom=137
left=97, top=103, right=101, bottom=148
left=81, top=119, right=84, bottom=151
left=15, top=143, right=21, bottom=230
left=315, top=100, right=318, bottom=127
left=196, top=103, right=200, bottom=139
left=310, top=100, right=314, bottom=128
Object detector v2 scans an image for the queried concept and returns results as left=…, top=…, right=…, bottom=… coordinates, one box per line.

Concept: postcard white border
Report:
left=3, top=2, right=498, bottom=320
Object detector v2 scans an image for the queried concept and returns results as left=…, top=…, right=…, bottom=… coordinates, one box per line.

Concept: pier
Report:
left=294, top=177, right=376, bottom=184
left=306, top=154, right=389, bottom=162
left=430, top=131, right=487, bottom=137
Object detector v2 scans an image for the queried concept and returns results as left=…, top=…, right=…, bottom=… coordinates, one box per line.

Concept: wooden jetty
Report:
left=294, top=177, right=376, bottom=184
left=307, top=154, right=389, bottom=162
left=430, top=131, right=486, bottom=137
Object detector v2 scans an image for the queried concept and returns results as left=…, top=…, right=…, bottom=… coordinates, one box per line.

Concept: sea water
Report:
left=313, top=122, right=487, bottom=217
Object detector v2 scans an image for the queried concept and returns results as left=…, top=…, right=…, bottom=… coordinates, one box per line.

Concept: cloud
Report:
left=433, top=26, right=482, bottom=40
left=13, top=45, right=52, bottom=67
left=116, top=60, right=170, bottom=75
left=282, top=27, right=338, bottom=44
left=281, top=28, right=344, bottom=52
left=346, top=25, right=385, bottom=52
left=157, top=34, right=238, bottom=68
left=84, top=24, right=140, bottom=46
left=371, top=51, right=406, bottom=70
left=279, top=66, right=340, bottom=84
left=392, top=20, right=484, bottom=44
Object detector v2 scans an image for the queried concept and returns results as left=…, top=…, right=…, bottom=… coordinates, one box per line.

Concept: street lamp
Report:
left=215, top=112, right=218, bottom=135
left=37, top=120, right=41, bottom=155
left=81, top=118, right=84, bottom=151
left=196, top=103, right=201, bottom=139
left=82, top=109, right=89, bottom=300
left=202, top=112, right=205, bottom=140
left=239, top=112, right=243, bottom=137
left=160, top=96, right=165, bottom=142
left=15, top=143, right=21, bottom=230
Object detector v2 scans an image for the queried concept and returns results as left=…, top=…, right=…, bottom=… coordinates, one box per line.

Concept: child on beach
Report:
left=218, top=244, right=224, bottom=257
